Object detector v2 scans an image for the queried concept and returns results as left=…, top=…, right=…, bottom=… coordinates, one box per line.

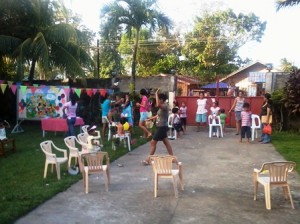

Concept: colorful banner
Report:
left=18, top=86, right=68, bottom=120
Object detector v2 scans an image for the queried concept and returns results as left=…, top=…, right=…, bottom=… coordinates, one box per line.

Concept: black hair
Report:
left=158, top=93, right=167, bottom=102
left=243, top=102, right=250, bottom=108
left=264, top=93, right=271, bottom=100
left=100, top=93, right=109, bottom=104
left=120, top=117, right=128, bottom=125
left=220, top=108, right=225, bottom=113
left=213, top=101, right=219, bottom=106
left=172, top=107, right=179, bottom=114
left=70, top=94, right=77, bottom=106
left=140, top=89, right=147, bottom=96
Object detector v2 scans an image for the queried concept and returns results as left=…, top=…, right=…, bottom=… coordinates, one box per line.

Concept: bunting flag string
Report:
left=0, top=79, right=113, bottom=97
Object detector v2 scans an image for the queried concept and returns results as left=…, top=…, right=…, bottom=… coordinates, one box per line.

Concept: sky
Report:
left=64, top=0, right=300, bottom=68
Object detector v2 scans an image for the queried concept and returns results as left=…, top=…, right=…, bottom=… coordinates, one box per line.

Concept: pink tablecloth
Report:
left=41, top=117, right=84, bottom=137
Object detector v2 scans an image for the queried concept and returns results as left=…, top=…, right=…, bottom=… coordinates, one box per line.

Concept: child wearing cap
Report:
left=87, top=125, right=102, bottom=152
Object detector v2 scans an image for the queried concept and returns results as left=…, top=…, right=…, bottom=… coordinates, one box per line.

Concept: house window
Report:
left=248, top=72, right=266, bottom=83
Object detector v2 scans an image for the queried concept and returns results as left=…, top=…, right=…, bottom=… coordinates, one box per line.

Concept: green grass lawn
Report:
left=271, top=131, right=300, bottom=174
left=0, top=122, right=150, bottom=224
left=0, top=124, right=299, bottom=223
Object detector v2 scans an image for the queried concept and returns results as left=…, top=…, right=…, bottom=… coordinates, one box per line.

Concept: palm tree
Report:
left=276, top=0, right=300, bottom=10
left=0, top=0, right=93, bottom=81
left=101, top=0, right=172, bottom=92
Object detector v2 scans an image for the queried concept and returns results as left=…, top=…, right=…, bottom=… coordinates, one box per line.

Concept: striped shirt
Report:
left=241, top=111, right=252, bottom=127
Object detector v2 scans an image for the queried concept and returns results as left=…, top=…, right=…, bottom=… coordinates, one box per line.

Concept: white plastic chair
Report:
left=251, top=114, right=261, bottom=141
left=102, top=116, right=116, bottom=141
left=77, top=132, right=102, bottom=153
left=64, top=136, right=81, bottom=168
left=253, top=161, right=296, bottom=210
left=40, top=140, right=68, bottom=180
left=167, top=114, right=177, bottom=139
left=112, top=132, right=131, bottom=151
left=81, top=125, right=89, bottom=134
left=149, top=155, right=184, bottom=198
left=208, top=115, right=223, bottom=138
left=78, top=151, right=110, bottom=193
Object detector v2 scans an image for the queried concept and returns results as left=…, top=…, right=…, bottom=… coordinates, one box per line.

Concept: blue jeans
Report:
left=261, top=124, right=271, bottom=143
left=67, top=117, right=76, bottom=136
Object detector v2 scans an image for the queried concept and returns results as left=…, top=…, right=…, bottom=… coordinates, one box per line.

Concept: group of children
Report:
left=168, top=102, right=188, bottom=138
left=208, top=100, right=253, bottom=142
left=171, top=98, right=253, bottom=143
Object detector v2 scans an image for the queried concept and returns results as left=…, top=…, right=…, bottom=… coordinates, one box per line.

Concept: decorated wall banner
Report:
left=18, top=85, right=68, bottom=120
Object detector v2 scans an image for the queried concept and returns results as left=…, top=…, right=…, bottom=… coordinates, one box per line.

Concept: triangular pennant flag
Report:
left=10, top=85, right=17, bottom=95
left=20, top=85, right=27, bottom=94
left=92, top=88, right=98, bottom=95
left=74, top=88, right=81, bottom=97
left=86, top=89, right=93, bottom=97
left=64, top=87, right=70, bottom=97
left=30, top=86, right=36, bottom=94
left=99, top=89, right=106, bottom=97
left=0, top=84, right=7, bottom=94
left=33, top=84, right=39, bottom=87
left=16, top=82, right=21, bottom=87
left=41, top=86, right=50, bottom=93
left=107, top=89, right=114, bottom=95
left=7, top=81, right=13, bottom=88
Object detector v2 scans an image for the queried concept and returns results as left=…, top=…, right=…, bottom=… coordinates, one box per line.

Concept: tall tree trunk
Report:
left=28, top=60, right=36, bottom=82
left=131, top=29, right=140, bottom=94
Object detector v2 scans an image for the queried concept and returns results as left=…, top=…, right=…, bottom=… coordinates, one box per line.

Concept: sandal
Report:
left=141, top=160, right=150, bottom=166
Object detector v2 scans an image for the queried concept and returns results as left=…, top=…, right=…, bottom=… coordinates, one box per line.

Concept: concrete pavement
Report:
left=16, top=127, right=300, bottom=224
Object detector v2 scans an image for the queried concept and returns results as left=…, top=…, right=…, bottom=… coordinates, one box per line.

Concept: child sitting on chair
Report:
left=87, top=125, right=101, bottom=152
left=115, top=117, right=136, bottom=146
left=0, top=119, right=16, bottom=155
left=0, top=119, right=10, bottom=141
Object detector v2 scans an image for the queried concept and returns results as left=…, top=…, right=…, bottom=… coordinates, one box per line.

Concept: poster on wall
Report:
left=18, top=86, right=68, bottom=120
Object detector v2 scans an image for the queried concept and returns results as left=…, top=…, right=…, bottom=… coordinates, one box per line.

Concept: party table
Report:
left=41, top=117, right=84, bottom=137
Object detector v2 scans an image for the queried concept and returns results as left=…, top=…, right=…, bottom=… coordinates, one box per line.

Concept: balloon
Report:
left=123, top=122, right=130, bottom=131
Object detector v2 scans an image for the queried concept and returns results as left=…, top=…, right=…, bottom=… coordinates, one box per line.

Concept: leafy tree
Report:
left=0, top=0, right=93, bottom=81
left=283, top=69, right=300, bottom=116
left=279, top=58, right=297, bottom=72
left=181, top=9, right=266, bottom=82
left=276, top=0, right=300, bottom=10
left=100, top=0, right=172, bottom=92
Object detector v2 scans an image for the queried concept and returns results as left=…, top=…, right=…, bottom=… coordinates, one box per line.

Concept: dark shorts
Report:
left=174, top=123, right=183, bottom=132
left=241, top=126, right=251, bottom=138
left=180, top=117, right=187, bottom=126
left=153, top=126, right=168, bottom=141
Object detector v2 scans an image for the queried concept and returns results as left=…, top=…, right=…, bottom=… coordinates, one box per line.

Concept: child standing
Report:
left=240, top=102, right=252, bottom=143
left=172, top=107, right=184, bottom=138
left=210, top=101, right=220, bottom=137
left=219, top=109, right=227, bottom=133
left=179, top=102, right=187, bottom=132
